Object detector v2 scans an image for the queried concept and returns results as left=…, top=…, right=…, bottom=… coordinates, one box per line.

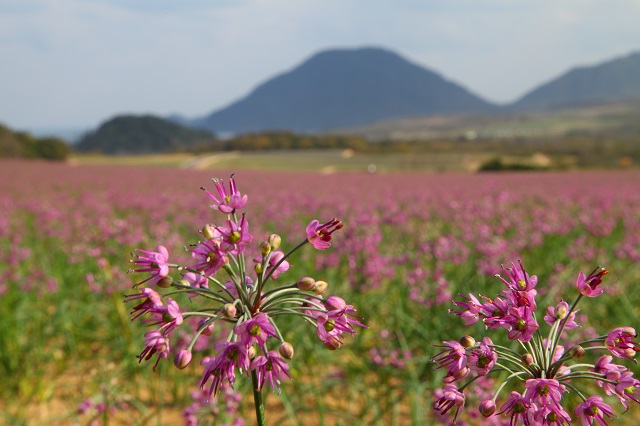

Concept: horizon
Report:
left=2, top=1, right=639, bottom=131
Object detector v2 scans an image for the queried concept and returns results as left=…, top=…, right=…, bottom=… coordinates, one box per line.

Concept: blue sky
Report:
left=2, top=0, right=639, bottom=131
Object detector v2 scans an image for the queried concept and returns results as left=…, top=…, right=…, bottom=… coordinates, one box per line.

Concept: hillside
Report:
left=512, top=51, right=640, bottom=110
left=193, top=47, right=497, bottom=133
left=76, top=115, right=215, bottom=155
left=0, top=122, right=71, bottom=160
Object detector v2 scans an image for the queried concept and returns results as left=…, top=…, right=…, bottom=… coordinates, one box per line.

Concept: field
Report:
left=2, top=158, right=640, bottom=425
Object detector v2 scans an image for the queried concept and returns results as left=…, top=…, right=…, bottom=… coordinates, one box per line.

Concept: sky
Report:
left=2, top=0, right=640, bottom=133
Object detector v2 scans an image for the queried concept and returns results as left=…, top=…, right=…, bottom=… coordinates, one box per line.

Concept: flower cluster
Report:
left=433, top=262, right=639, bottom=425
left=126, top=175, right=365, bottom=405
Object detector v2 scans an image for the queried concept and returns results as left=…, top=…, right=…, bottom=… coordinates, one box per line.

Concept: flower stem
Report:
left=251, top=369, right=266, bottom=426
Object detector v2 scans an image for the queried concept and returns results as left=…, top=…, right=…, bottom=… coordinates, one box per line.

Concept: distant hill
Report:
left=193, top=47, right=497, bottom=133
left=0, top=122, right=71, bottom=160
left=76, top=115, right=215, bottom=155
left=512, top=51, right=640, bottom=110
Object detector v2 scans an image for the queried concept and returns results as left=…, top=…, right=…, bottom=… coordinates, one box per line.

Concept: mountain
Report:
left=512, top=51, right=640, bottom=110
left=76, top=115, right=215, bottom=155
left=194, top=47, right=497, bottom=133
left=0, top=122, right=71, bottom=160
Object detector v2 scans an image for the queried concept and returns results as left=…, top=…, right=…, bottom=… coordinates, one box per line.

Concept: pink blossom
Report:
left=306, top=218, right=342, bottom=250
left=498, top=391, right=535, bottom=425
left=523, top=378, right=566, bottom=408
left=450, top=293, right=483, bottom=326
left=201, top=175, right=247, bottom=214
left=138, top=329, right=170, bottom=370
left=130, top=245, right=170, bottom=287
left=432, top=340, right=469, bottom=381
left=574, top=395, right=615, bottom=426
left=250, top=351, right=291, bottom=393
left=433, top=384, right=465, bottom=423
left=576, top=266, right=608, bottom=297
left=605, top=327, right=639, bottom=361
left=191, top=240, right=227, bottom=276
left=503, top=306, right=539, bottom=342
left=468, top=337, right=497, bottom=376
left=216, top=214, right=253, bottom=255
left=201, top=342, right=250, bottom=397
left=262, top=250, right=290, bottom=280
left=614, top=371, right=640, bottom=409
left=544, top=301, right=578, bottom=329
left=234, top=313, right=278, bottom=349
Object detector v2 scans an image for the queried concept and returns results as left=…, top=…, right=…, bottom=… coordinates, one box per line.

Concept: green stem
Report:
left=251, top=369, right=266, bottom=426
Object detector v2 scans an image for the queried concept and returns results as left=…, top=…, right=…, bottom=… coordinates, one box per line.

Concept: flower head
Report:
left=130, top=245, right=170, bottom=287
left=605, top=327, right=639, bottom=361
left=306, top=219, right=342, bottom=250
left=576, top=266, right=608, bottom=297
left=575, top=395, right=615, bottom=426
left=201, top=175, right=247, bottom=214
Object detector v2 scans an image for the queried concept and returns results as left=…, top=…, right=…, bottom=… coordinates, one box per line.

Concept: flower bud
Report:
left=202, top=224, right=217, bottom=240
left=570, top=345, right=586, bottom=359
left=254, top=263, right=263, bottom=274
left=521, top=353, right=534, bottom=366
left=174, top=349, right=192, bottom=369
left=222, top=303, right=237, bottom=319
left=260, top=241, right=271, bottom=255
left=297, top=276, right=316, bottom=291
left=460, top=335, right=476, bottom=348
left=177, top=279, right=190, bottom=287
left=268, top=234, right=281, bottom=250
left=279, top=342, right=295, bottom=359
left=156, top=275, right=173, bottom=288
left=325, top=296, right=346, bottom=311
left=247, top=346, right=257, bottom=359
left=323, top=335, right=342, bottom=350
left=479, top=400, right=496, bottom=418
left=313, top=280, right=328, bottom=295
left=556, top=303, right=568, bottom=320
left=198, top=318, right=215, bottom=336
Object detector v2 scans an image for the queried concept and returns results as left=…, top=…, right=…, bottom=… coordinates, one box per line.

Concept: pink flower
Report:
left=315, top=300, right=365, bottom=350
left=498, top=261, right=538, bottom=292
left=141, top=297, right=183, bottom=334
left=523, top=378, right=566, bottom=408
left=130, top=245, right=170, bottom=287
left=503, top=306, right=539, bottom=342
left=262, top=250, right=290, bottom=280
left=614, top=371, right=640, bottom=409
left=306, top=218, right=342, bottom=250
left=216, top=214, right=253, bottom=255
left=235, top=313, right=278, bottom=349
left=250, top=350, right=291, bottom=393
left=124, top=287, right=163, bottom=321
left=544, top=301, right=578, bottom=329
left=498, top=391, right=535, bottom=425
left=450, top=293, right=483, bottom=326
left=201, top=175, right=247, bottom=214
left=433, top=384, right=465, bottom=423
left=201, top=342, right=250, bottom=397
left=590, top=355, right=626, bottom=395
left=574, top=395, right=615, bottom=426
left=468, top=337, right=497, bottom=376
left=191, top=240, right=227, bottom=276
left=534, top=404, right=571, bottom=425
left=605, top=327, right=639, bottom=361
left=138, top=329, right=170, bottom=370
left=576, top=266, right=608, bottom=297
left=432, top=340, right=469, bottom=381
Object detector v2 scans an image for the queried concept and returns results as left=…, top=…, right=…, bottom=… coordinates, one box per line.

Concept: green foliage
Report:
left=75, top=115, right=215, bottom=155
left=0, top=123, right=71, bottom=161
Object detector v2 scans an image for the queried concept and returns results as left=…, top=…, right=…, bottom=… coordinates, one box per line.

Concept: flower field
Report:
left=1, top=159, right=640, bottom=425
